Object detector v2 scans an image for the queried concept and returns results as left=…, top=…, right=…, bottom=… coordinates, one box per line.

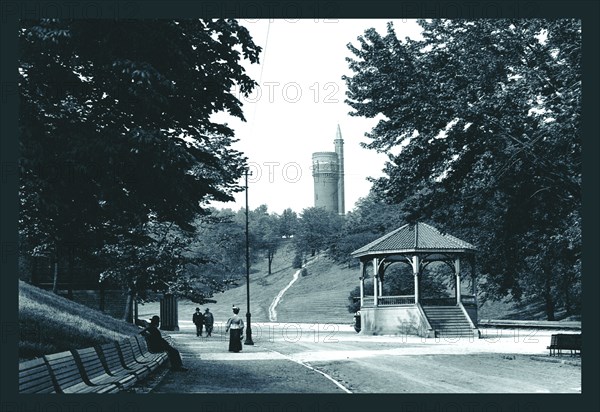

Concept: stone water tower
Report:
left=312, top=125, right=345, bottom=215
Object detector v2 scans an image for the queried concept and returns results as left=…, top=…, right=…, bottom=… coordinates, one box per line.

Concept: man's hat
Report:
left=149, top=315, right=160, bottom=323
left=205, top=308, right=210, bottom=312
left=196, top=307, right=200, bottom=311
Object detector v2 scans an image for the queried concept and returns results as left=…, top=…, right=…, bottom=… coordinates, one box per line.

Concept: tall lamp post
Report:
left=244, top=169, right=254, bottom=345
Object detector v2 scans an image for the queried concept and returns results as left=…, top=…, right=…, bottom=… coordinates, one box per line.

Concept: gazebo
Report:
left=351, top=222, right=480, bottom=338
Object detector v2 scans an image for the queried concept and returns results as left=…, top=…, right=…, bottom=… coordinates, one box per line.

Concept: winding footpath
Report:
left=268, top=256, right=318, bottom=322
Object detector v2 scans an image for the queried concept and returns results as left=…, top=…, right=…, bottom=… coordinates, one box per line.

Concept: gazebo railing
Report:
left=461, top=295, right=477, bottom=305
left=379, top=295, right=415, bottom=306
left=359, top=295, right=415, bottom=307
left=359, top=295, right=476, bottom=307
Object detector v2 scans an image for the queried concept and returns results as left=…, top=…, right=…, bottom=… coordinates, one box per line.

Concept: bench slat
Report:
left=44, top=351, right=118, bottom=393
left=116, top=340, right=151, bottom=379
left=96, top=342, right=138, bottom=389
left=73, top=347, right=133, bottom=391
left=19, top=358, right=57, bottom=394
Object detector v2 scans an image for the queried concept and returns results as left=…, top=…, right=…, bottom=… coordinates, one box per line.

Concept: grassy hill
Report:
left=139, top=240, right=577, bottom=325
left=19, top=240, right=578, bottom=360
left=138, top=241, right=358, bottom=325
left=19, top=280, right=140, bottom=360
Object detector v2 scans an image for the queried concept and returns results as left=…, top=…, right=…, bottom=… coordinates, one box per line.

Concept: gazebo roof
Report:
left=351, top=222, right=476, bottom=259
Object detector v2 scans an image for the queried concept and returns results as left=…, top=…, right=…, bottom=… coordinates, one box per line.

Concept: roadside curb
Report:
left=529, top=355, right=581, bottom=367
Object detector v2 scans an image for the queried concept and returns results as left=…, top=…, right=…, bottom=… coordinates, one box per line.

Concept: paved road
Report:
left=150, top=321, right=581, bottom=393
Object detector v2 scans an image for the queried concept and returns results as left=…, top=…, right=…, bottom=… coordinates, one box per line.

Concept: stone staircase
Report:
left=422, top=306, right=475, bottom=337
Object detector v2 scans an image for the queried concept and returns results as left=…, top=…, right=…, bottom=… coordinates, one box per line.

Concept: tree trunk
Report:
left=563, top=282, right=572, bottom=317
left=123, top=287, right=134, bottom=323
left=99, top=280, right=105, bottom=312
left=52, top=256, right=59, bottom=294
left=543, top=269, right=555, bottom=321
left=32, top=256, right=38, bottom=284
left=67, top=248, right=74, bottom=300
left=267, top=251, right=274, bottom=275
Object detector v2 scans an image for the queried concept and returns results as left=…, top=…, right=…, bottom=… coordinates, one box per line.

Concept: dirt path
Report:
left=150, top=326, right=347, bottom=393
left=141, top=322, right=581, bottom=394
left=311, top=353, right=581, bottom=393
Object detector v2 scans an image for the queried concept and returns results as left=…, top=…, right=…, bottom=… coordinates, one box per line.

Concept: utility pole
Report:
left=244, top=169, right=254, bottom=345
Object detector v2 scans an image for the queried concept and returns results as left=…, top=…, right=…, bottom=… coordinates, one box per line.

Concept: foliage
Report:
left=294, top=207, right=344, bottom=257
left=343, top=19, right=581, bottom=320
left=279, top=208, right=299, bottom=238
left=18, top=18, right=261, bottom=313
left=248, top=205, right=283, bottom=275
left=328, top=193, right=406, bottom=264
left=292, top=253, right=303, bottom=269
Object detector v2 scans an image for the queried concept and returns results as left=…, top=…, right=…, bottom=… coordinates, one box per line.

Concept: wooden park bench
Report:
left=19, top=357, right=57, bottom=394
left=116, top=339, right=158, bottom=375
left=19, top=335, right=171, bottom=394
left=98, top=341, right=150, bottom=381
left=130, top=336, right=167, bottom=366
left=72, top=347, right=136, bottom=391
left=547, top=333, right=582, bottom=356
left=44, top=351, right=120, bottom=393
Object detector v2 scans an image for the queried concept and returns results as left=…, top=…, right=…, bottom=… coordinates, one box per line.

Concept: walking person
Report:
left=203, top=308, right=214, bottom=337
left=192, top=307, right=204, bottom=337
left=225, top=305, right=244, bottom=353
left=139, top=315, right=188, bottom=371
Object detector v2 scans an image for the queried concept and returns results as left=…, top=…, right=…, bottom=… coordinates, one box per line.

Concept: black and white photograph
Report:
left=2, top=1, right=598, bottom=410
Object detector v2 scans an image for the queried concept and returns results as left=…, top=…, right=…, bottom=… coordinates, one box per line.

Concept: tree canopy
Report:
left=18, top=19, right=262, bottom=317
left=343, top=19, right=581, bottom=320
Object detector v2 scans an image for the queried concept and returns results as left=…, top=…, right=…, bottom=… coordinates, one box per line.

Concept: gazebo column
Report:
left=471, top=255, right=477, bottom=300
left=377, top=262, right=383, bottom=299
left=373, top=257, right=379, bottom=307
left=359, top=261, right=365, bottom=307
left=412, top=255, right=420, bottom=304
left=455, top=257, right=461, bottom=304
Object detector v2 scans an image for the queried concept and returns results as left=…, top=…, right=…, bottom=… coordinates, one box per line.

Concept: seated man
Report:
left=139, top=315, right=188, bottom=372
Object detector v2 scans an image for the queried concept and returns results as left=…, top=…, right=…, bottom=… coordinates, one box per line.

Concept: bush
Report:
left=300, top=268, right=309, bottom=277
left=292, top=253, right=303, bottom=269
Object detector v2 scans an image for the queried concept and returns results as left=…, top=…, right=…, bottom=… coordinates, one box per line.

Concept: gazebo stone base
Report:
left=360, top=306, right=435, bottom=338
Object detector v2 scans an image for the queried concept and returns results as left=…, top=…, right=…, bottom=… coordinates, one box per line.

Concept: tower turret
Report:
left=334, top=124, right=345, bottom=215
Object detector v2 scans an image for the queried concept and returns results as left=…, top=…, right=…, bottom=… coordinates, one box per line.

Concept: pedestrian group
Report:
left=140, top=304, right=245, bottom=373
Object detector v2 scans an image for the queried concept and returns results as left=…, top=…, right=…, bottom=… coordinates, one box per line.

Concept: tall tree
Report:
left=328, top=193, right=406, bottom=264
left=294, top=207, right=344, bottom=258
left=19, top=19, right=261, bottom=312
left=250, top=206, right=282, bottom=275
left=278, top=208, right=299, bottom=239
left=344, top=19, right=581, bottom=319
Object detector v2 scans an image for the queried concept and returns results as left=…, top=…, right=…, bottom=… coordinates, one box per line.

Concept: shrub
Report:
left=292, top=253, right=303, bottom=269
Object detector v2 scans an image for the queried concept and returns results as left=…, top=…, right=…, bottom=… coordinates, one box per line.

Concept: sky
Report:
left=211, top=19, right=424, bottom=215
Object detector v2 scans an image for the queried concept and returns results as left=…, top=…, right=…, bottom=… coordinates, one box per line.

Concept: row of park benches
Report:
left=19, top=334, right=170, bottom=393
left=547, top=333, right=582, bottom=357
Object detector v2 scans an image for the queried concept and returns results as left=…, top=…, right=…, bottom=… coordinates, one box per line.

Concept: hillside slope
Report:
left=138, top=242, right=358, bottom=325
left=137, top=242, right=577, bottom=326
left=19, top=280, right=140, bottom=360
